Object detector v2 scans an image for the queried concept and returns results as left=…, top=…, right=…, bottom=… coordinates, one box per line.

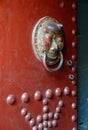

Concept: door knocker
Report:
left=32, top=16, right=64, bottom=72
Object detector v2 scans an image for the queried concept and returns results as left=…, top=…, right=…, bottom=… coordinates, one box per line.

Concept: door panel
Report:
left=0, top=0, right=77, bottom=130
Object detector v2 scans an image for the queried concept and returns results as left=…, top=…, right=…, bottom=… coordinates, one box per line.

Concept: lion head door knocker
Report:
left=32, top=16, right=64, bottom=72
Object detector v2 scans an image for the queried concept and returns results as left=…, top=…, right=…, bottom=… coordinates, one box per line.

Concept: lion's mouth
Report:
left=46, top=51, right=60, bottom=66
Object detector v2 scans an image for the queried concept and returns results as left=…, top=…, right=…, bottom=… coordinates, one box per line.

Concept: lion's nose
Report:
left=50, top=41, right=59, bottom=53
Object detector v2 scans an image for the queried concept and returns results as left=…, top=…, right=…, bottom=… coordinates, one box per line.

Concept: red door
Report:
left=0, top=0, right=77, bottom=130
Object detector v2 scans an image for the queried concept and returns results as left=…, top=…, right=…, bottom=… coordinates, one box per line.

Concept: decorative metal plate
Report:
left=0, top=0, right=77, bottom=130
left=32, top=16, right=64, bottom=72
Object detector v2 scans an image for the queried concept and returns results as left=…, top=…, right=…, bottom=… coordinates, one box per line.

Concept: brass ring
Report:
left=43, top=51, right=64, bottom=72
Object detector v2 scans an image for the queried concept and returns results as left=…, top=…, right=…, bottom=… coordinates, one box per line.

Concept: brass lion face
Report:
left=42, top=22, right=64, bottom=65
left=32, top=16, right=64, bottom=72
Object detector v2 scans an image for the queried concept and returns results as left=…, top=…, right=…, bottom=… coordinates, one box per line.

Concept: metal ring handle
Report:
left=43, top=51, right=64, bottom=72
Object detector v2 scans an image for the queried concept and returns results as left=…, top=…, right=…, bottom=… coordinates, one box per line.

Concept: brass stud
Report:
left=29, top=118, right=36, bottom=127
left=58, top=100, right=64, bottom=107
left=72, top=29, right=76, bottom=35
left=25, top=112, right=31, bottom=121
left=72, top=41, right=76, bottom=48
left=36, top=115, right=43, bottom=123
left=42, top=98, right=48, bottom=105
left=72, top=127, right=77, bottom=130
left=48, top=112, right=53, bottom=119
left=60, top=1, right=65, bottom=8
left=32, top=126, right=38, bottom=130
left=43, top=121, right=48, bottom=127
left=72, top=55, right=76, bottom=60
left=21, top=92, right=29, bottom=103
left=38, top=123, right=43, bottom=130
left=43, top=113, right=48, bottom=120
left=6, top=94, right=16, bottom=105
left=21, top=108, right=27, bottom=116
left=71, top=115, right=77, bottom=122
left=48, top=121, right=52, bottom=128
left=72, top=80, right=76, bottom=85
left=72, top=3, right=77, bottom=10
left=54, top=112, right=60, bottom=120
left=45, top=89, right=53, bottom=99
left=52, top=120, right=57, bottom=127
left=71, top=90, right=76, bottom=96
left=56, top=107, right=61, bottom=113
left=72, top=16, right=76, bottom=22
left=55, top=88, right=62, bottom=97
left=71, top=103, right=76, bottom=109
left=34, top=91, right=42, bottom=101
left=64, top=86, right=70, bottom=95
left=72, top=67, right=76, bottom=73
left=43, top=105, right=49, bottom=113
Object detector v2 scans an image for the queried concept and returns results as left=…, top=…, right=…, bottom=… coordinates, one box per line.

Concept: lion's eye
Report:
left=55, top=37, right=63, bottom=44
left=46, top=35, right=52, bottom=41
left=42, top=37, right=50, bottom=48
left=44, top=41, right=50, bottom=47
left=58, top=42, right=64, bottom=50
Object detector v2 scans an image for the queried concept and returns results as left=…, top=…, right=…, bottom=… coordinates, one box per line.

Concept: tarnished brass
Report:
left=32, top=16, right=64, bottom=72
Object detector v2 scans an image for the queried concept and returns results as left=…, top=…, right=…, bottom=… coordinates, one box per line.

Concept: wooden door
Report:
left=0, top=0, right=77, bottom=130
